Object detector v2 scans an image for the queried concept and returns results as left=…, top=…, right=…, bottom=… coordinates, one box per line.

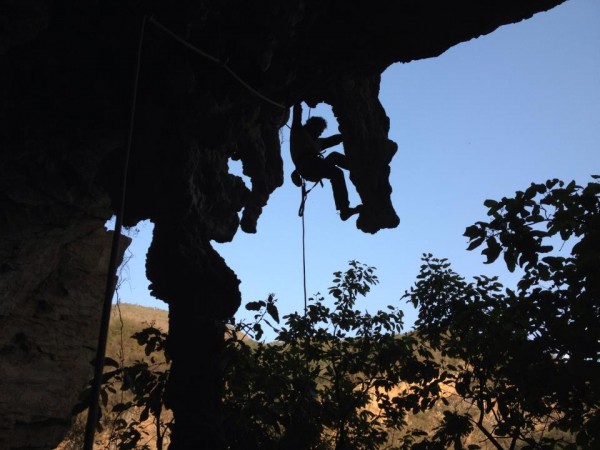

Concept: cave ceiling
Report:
left=1, top=0, right=567, bottom=238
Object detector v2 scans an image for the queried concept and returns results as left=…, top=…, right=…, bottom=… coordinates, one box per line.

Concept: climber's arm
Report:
left=319, top=134, right=343, bottom=150
left=292, top=103, right=303, bottom=129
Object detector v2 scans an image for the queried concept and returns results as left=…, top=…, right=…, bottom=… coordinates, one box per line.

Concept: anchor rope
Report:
left=148, top=17, right=285, bottom=110
left=298, top=177, right=322, bottom=318
left=83, top=14, right=148, bottom=450
left=302, top=191, right=308, bottom=318
left=84, top=13, right=293, bottom=447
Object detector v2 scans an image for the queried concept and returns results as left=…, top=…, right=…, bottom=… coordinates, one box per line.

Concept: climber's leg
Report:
left=325, top=151, right=348, bottom=170
left=327, top=166, right=350, bottom=211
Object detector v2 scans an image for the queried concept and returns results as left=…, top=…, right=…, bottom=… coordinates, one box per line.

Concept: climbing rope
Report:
left=297, top=177, right=323, bottom=323
left=83, top=13, right=291, bottom=448
left=301, top=193, right=308, bottom=317
left=148, top=17, right=285, bottom=110
left=297, top=106, right=317, bottom=325
left=83, top=14, right=147, bottom=450
left=300, top=183, right=310, bottom=370
left=297, top=179, right=322, bottom=218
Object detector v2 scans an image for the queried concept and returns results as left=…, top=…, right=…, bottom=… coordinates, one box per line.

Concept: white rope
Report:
left=148, top=17, right=285, bottom=110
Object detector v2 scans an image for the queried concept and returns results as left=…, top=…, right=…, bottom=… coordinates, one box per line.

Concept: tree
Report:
left=71, top=177, right=598, bottom=449
left=71, top=325, right=172, bottom=450
left=74, top=261, right=417, bottom=450
left=403, top=177, right=600, bottom=449
left=223, top=260, right=412, bottom=450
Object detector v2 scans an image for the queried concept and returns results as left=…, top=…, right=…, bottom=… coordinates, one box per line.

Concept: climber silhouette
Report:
left=290, top=103, right=361, bottom=221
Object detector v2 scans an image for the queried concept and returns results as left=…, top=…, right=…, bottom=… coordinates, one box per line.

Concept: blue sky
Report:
left=115, top=0, right=599, bottom=336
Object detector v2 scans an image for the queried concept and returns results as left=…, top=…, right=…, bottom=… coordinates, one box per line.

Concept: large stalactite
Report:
left=0, top=0, right=567, bottom=448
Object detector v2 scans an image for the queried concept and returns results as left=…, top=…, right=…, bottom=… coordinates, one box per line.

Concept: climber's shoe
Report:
left=340, top=205, right=362, bottom=221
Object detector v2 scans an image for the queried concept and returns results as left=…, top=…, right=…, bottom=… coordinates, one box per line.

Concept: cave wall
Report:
left=0, top=185, right=129, bottom=449
left=0, top=0, right=567, bottom=448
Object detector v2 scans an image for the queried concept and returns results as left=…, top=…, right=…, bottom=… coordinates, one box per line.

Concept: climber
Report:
left=289, top=103, right=361, bottom=221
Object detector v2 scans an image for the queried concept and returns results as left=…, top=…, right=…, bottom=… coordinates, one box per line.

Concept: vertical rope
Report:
left=83, top=15, right=147, bottom=450
left=302, top=195, right=307, bottom=318
left=301, top=184, right=309, bottom=373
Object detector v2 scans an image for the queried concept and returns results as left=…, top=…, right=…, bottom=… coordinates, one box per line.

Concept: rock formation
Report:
left=0, top=0, right=566, bottom=448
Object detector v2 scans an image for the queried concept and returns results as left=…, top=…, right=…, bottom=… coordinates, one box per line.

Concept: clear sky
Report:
left=114, top=0, right=600, bottom=337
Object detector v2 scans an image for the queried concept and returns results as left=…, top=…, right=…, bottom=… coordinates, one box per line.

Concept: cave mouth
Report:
left=0, top=0, right=570, bottom=448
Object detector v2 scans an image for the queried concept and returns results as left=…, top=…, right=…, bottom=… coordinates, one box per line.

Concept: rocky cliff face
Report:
left=0, top=197, right=129, bottom=448
left=0, top=1, right=566, bottom=448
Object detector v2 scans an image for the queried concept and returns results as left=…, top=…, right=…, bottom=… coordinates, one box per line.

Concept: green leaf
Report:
left=100, top=388, right=108, bottom=407
left=245, top=300, right=265, bottom=311
left=266, top=302, right=280, bottom=323
left=113, top=418, right=128, bottom=430
left=503, top=249, right=516, bottom=272
left=253, top=323, right=263, bottom=341
left=482, top=236, right=502, bottom=264
left=466, top=236, right=485, bottom=251
left=104, top=356, right=120, bottom=368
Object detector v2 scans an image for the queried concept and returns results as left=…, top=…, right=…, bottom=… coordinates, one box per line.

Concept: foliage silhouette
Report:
left=72, top=325, right=171, bottom=449
left=70, top=176, right=598, bottom=449
left=73, top=262, right=417, bottom=449
left=223, top=261, right=414, bottom=450
left=403, top=176, right=599, bottom=449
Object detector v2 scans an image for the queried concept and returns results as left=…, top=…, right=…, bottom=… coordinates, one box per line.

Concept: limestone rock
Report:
left=0, top=0, right=568, bottom=447
left=0, top=219, right=130, bottom=449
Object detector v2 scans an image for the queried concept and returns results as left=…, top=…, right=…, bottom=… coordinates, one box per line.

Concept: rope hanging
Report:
left=300, top=182, right=310, bottom=366
left=148, top=17, right=285, bottom=110
left=83, top=13, right=287, bottom=449
left=301, top=190, right=308, bottom=318
left=297, top=177, right=323, bottom=321
left=298, top=179, right=322, bottom=217
left=298, top=107, right=317, bottom=328
left=83, top=14, right=147, bottom=450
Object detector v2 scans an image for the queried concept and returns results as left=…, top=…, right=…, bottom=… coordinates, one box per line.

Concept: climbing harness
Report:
left=297, top=177, right=323, bottom=218
left=84, top=14, right=287, bottom=450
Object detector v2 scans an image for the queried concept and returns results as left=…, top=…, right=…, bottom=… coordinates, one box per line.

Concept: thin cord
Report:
left=301, top=186, right=312, bottom=373
left=83, top=15, right=147, bottom=450
left=301, top=183, right=308, bottom=318
left=148, top=17, right=285, bottom=110
left=298, top=180, right=322, bottom=217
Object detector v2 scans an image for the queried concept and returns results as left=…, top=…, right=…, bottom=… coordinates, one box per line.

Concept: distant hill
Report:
left=110, top=302, right=169, bottom=332
left=60, top=304, right=573, bottom=450
left=105, top=303, right=169, bottom=366
left=57, top=303, right=170, bottom=450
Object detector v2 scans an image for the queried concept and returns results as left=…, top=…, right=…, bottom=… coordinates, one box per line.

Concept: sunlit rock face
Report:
left=0, top=0, right=565, bottom=447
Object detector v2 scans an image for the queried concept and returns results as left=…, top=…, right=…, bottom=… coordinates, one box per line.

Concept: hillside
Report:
left=111, top=303, right=169, bottom=332
left=58, top=304, right=170, bottom=450
left=106, top=303, right=169, bottom=364
left=59, top=304, right=574, bottom=450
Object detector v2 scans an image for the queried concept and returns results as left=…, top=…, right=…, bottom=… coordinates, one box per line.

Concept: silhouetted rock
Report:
left=0, top=1, right=567, bottom=448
